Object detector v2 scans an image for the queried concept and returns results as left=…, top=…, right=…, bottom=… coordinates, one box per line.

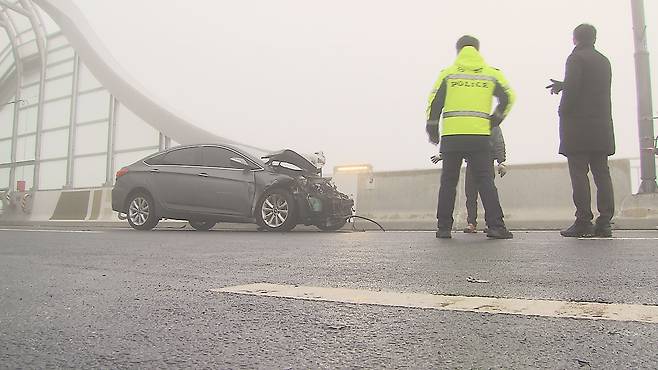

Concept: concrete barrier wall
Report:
left=1, top=159, right=655, bottom=230
left=354, top=159, right=642, bottom=230
left=0, top=187, right=117, bottom=223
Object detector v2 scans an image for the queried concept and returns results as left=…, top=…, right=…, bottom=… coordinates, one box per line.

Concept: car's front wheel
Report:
left=127, top=192, right=159, bottom=230
left=256, top=189, right=297, bottom=232
left=189, top=220, right=216, bottom=231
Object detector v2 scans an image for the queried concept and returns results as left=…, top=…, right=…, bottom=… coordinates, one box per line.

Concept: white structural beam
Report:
left=33, top=0, right=241, bottom=147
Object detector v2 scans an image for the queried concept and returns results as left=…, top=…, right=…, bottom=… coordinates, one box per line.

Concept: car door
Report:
left=198, top=146, right=256, bottom=216
left=146, top=146, right=206, bottom=213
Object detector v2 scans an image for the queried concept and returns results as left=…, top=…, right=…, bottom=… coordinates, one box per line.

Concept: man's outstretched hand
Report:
left=430, top=154, right=442, bottom=164
left=546, top=79, right=564, bottom=95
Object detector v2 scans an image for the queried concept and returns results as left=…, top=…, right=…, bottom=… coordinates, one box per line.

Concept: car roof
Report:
left=138, top=143, right=267, bottom=166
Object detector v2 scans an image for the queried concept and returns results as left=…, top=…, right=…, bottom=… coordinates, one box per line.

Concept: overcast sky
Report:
left=73, top=0, right=657, bottom=172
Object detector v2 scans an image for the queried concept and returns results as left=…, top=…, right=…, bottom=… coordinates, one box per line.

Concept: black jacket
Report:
left=558, top=44, right=615, bottom=156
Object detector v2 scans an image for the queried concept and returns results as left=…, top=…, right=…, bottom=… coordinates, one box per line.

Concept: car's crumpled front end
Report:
left=296, top=176, right=354, bottom=230
left=262, top=149, right=354, bottom=231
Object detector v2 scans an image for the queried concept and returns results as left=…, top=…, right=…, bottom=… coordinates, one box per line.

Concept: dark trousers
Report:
left=567, top=153, right=615, bottom=226
left=437, top=151, right=505, bottom=230
left=464, top=158, right=495, bottom=226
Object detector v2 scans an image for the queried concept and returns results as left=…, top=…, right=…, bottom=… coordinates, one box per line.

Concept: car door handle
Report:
left=198, top=172, right=209, bottom=177
left=149, top=169, right=160, bottom=173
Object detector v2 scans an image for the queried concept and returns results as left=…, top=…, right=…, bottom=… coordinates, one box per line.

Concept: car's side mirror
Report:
left=230, top=157, right=252, bottom=169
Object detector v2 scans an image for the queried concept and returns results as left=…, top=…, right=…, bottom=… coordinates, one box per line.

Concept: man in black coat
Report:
left=547, top=24, right=616, bottom=237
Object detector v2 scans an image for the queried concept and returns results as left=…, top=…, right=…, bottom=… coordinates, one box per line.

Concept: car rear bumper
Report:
left=111, top=184, right=129, bottom=213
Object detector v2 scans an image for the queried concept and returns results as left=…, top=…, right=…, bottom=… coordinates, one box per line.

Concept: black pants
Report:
left=567, top=153, right=615, bottom=226
left=464, top=158, right=495, bottom=226
left=437, top=151, right=505, bottom=230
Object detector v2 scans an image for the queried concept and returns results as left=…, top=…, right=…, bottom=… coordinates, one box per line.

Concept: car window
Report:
left=144, top=153, right=165, bottom=165
left=201, top=147, right=248, bottom=168
left=161, top=147, right=200, bottom=166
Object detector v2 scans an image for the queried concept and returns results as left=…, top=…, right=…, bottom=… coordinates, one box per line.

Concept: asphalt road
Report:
left=1, top=227, right=657, bottom=368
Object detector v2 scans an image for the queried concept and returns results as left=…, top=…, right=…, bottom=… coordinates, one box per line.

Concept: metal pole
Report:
left=104, top=96, right=117, bottom=186
left=631, top=0, right=658, bottom=193
left=64, top=53, right=80, bottom=188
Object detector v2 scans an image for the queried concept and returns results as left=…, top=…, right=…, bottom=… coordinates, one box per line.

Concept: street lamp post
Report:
left=631, top=0, right=658, bottom=193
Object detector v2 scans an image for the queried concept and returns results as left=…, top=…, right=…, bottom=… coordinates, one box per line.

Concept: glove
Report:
left=430, top=153, right=442, bottom=164
left=545, top=78, right=564, bottom=95
left=497, top=162, right=508, bottom=177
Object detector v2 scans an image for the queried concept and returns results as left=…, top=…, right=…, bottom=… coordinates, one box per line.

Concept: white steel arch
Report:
left=33, top=0, right=235, bottom=146
left=1, top=0, right=254, bottom=193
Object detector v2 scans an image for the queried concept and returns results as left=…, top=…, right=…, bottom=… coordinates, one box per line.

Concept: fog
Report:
left=74, top=0, right=657, bottom=172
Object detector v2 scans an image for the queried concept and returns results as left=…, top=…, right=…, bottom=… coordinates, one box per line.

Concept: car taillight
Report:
left=116, top=167, right=129, bottom=178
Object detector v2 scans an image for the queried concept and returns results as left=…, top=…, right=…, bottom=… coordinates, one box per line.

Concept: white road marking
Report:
left=0, top=228, right=103, bottom=233
left=213, top=283, right=658, bottom=324
left=578, top=237, right=658, bottom=240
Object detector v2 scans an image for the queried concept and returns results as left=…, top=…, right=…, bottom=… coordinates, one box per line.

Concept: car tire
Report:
left=316, top=218, right=347, bottom=231
left=126, top=191, right=159, bottom=230
left=189, top=220, right=216, bottom=231
left=256, top=189, right=297, bottom=232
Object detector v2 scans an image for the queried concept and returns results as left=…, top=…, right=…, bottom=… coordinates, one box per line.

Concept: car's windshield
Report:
left=232, top=144, right=274, bottom=165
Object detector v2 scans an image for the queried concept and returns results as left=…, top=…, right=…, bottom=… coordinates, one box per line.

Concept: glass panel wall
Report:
left=0, top=167, right=9, bottom=190
left=0, top=51, right=14, bottom=78
left=44, top=75, right=73, bottom=100
left=47, top=47, right=74, bottom=64
left=21, top=65, right=40, bottom=86
left=0, top=104, right=14, bottom=139
left=73, top=155, right=106, bottom=188
left=77, top=90, right=110, bottom=123
left=15, top=134, right=36, bottom=161
left=42, top=98, right=70, bottom=129
left=39, top=11, right=60, bottom=36
left=8, top=10, right=31, bottom=33
left=115, top=104, right=159, bottom=151
left=40, top=129, right=68, bottom=159
left=46, top=60, right=74, bottom=78
left=0, top=2, right=170, bottom=191
left=0, top=138, right=11, bottom=163
left=14, top=164, right=34, bottom=190
left=75, top=121, right=108, bottom=155
left=17, top=105, right=37, bottom=135
left=20, top=83, right=40, bottom=103
left=17, top=39, right=38, bottom=58
left=38, top=159, right=66, bottom=190
left=78, top=63, right=102, bottom=91
left=47, top=34, right=68, bottom=50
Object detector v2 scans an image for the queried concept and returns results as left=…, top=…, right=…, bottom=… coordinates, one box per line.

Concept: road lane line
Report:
left=578, top=237, right=658, bottom=240
left=213, top=283, right=658, bottom=324
left=0, top=229, right=103, bottom=233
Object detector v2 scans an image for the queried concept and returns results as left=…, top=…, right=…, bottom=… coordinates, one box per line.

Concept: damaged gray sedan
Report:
left=111, top=144, right=354, bottom=231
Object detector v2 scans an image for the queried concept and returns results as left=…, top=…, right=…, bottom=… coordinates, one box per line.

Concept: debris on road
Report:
left=575, top=358, right=591, bottom=367
left=467, top=276, right=489, bottom=284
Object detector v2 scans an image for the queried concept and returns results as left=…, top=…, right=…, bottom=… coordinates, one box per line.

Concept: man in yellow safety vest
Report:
left=426, top=35, right=515, bottom=239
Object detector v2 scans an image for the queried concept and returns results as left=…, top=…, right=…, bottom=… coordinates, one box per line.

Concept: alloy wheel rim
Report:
left=128, top=197, right=150, bottom=226
left=261, top=194, right=289, bottom=228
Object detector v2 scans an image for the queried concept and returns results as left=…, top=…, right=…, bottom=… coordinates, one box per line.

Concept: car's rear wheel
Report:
left=189, top=220, right=216, bottom=231
left=256, top=189, right=297, bottom=232
left=316, top=218, right=347, bottom=231
left=127, top=192, right=159, bottom=230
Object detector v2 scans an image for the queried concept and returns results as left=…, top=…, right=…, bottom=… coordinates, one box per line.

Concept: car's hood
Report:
left=262, top=149, right=322, bottom=176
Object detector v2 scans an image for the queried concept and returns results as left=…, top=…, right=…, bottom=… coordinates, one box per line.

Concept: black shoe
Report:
left=560, top=223, right=594, bottom=238
left=486, top=227, right=513, bottom=239
left=594, top=223, right=612, bottom=238
left=436, top=229, right=452, bottom=239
